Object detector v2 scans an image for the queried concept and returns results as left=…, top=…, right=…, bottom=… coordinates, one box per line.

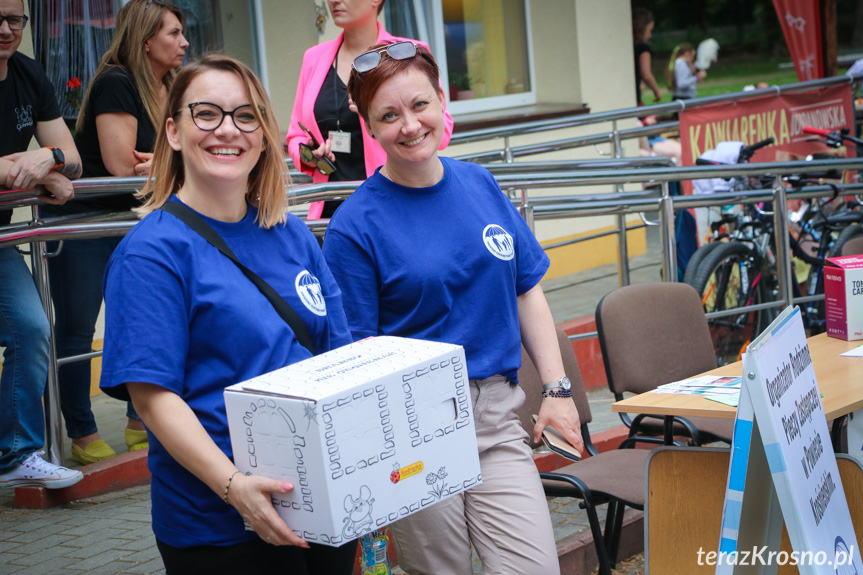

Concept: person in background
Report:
left=287, top=0, right=453, bottom=220
left=632, top=7, right=662, bottom=105
left=0, top=0, right=82, bottom=489
left=100, top=53, right=356, bottom=575
left=44, top=0, right=188, bottom=465
left=666, top=43, right=706, bottom=100
left=323, top=42, right=584, bottom=575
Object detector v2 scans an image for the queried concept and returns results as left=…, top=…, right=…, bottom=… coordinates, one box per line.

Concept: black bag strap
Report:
left=160, top=200, right=315, bottom=354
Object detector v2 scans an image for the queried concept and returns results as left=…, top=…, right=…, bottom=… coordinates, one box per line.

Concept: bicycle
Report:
left=684, top=135, right=863, bottom=363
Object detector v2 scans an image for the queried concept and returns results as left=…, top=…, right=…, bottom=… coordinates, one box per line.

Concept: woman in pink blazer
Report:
left=287, top=0, right=453, bottom=219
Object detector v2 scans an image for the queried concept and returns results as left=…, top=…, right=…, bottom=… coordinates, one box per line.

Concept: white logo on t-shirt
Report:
left=15, top=105, right=34, bottom=131
left=482, top=224, right=515, bottom=261
left=295, top=270, right=327, bottom=316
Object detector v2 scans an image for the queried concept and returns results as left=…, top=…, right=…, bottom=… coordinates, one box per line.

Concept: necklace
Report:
left=382, top=165, right=392, bottom=182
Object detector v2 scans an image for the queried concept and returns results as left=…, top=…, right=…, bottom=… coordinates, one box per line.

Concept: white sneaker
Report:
left=0, top=451, right=83, bottom=489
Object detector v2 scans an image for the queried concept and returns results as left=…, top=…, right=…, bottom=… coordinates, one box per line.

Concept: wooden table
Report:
left=612, top=333, right=863, bottom=423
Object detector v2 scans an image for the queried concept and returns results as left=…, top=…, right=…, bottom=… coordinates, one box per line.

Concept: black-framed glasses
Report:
left=297, top=122, right=337, bottom=176
left=353, top=41, right=417, bottom=74
left=0, top=14, right=28, bottom=30
left=180, top=102, right=261, bottom=133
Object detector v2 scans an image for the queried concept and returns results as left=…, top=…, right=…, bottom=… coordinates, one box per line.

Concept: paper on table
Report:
left=654, top=375, right=742, bottom=395
left=704, top=393, right=740, bottom=407
left=840, top=344, right=863, bottom=358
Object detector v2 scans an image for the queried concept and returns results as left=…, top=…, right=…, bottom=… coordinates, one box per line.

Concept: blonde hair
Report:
left=136, top=53, right=290, bottom=229
left=666, top=43, right=694, bottom=91
left=76, top=0, right=185, bottom=133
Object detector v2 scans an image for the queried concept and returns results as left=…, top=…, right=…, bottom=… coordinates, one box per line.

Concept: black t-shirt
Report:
left=0, top=52, right=62, bottom=226
left=313, top=63, right=365, bottom=182
left=634, top=42, right=652, bottom=105
left=70, top=66, right=156, bottom=213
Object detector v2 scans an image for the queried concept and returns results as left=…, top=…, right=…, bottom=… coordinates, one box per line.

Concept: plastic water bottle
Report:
left=360, top=530, right=391, bottom=575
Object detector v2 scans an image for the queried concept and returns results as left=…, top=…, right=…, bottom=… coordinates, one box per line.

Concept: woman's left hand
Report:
left=226, top=473, right=310, bottom=548
left=133, top=150, right=153, bottom=177
left=534, top=397, right=585, bottom=455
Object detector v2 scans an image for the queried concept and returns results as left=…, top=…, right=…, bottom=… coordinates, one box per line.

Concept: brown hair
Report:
left=632, top=7, right=654, bottom=44
left=348, top=43, right=440, bottom=123
left=377, top=0, right=387, bottom=15
left=76, top=0, right=185, bottom=133
left=136, top=53, right=290, bottom=228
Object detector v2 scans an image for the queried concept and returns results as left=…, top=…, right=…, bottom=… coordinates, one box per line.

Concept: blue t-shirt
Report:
left=100, top=198, right=351, bottom=547
left=323, top=157, right=549, bottom=382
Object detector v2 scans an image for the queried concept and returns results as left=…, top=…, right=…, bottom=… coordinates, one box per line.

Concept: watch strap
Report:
left=542, top=376, right=571, bottom=391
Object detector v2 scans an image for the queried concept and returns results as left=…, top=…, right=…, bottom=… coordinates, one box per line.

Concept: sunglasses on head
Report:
left=352, top=41, right=418, bottom=74
left=298, top=122, right=337, bottom=176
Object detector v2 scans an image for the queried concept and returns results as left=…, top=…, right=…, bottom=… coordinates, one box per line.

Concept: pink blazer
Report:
left=286, top=22, right=454, bottom=219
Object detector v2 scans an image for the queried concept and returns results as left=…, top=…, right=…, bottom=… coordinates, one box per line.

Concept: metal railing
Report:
left=3, top=155, right=862, bottom=465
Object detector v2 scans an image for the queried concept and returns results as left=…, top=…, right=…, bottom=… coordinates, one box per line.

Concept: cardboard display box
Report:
left=824, top=255, right=863, bottom=341
left=224, top=336, right=482, bottom=547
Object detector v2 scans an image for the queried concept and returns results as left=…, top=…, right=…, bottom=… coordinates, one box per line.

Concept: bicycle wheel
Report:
left=688, top=242, right=774, bottom=364
left=829, top=224, right=863, bottom=257
left=683, top=241, right=723, bottom=286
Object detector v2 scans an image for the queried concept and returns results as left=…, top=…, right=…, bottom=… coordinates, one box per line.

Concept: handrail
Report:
left=448, top=74, right=859, bottom=145
left=4, top=148, right=862, bottom=467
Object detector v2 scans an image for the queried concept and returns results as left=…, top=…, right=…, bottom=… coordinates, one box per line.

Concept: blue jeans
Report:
left=46, top=235, right=138, bottom=439
left=0, top=247, right=51, bottom=474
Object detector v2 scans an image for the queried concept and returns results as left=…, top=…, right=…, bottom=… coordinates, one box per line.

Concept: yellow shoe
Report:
left=71, top=440, right=116, bottom=465
left=125, top=428, right=149, bottom=452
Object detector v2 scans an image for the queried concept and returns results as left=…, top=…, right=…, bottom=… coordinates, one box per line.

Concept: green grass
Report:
left=647, top=55, right=804, bottom=102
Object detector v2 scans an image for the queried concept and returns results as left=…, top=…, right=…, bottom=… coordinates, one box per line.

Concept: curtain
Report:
left=30, top=0, right=221, bottom=122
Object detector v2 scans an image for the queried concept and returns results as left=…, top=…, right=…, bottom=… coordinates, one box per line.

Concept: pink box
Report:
left=824, top=255, right=863, bottom=341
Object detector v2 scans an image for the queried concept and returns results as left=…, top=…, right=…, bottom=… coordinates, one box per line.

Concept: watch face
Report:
left=561, top=377, right=571, bottom=390
left=51, top=147, right=64, bottom=167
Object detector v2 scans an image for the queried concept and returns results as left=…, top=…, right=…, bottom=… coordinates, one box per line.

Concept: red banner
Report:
left=680, top=84, right=855, bottom=169
left=773, top=0, right=823, bottom=81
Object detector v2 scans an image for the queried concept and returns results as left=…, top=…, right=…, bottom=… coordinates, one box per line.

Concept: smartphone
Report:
left=532, top=415, right=581, bottom=461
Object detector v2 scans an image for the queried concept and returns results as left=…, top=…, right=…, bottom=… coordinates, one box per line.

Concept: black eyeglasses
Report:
left=179, top=102, right=262, bottom=133
left=297, top=122, right=337, bottom=176
left=352, top=41, right=418, bottom=74
left=0, top=14, right=28, bottom=30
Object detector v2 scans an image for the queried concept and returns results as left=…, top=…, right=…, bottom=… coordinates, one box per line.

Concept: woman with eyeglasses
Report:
left=42, top=0, right=188, bottom=465
left=100, top=53, right=356, bottom=575
left=286, top=0, right=453, bottom=220
left=322, top=43, right=584, bottom=575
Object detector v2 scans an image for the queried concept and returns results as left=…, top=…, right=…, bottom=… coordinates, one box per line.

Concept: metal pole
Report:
left=29, top=205, right=64, bottom=466
left=772, top=176, right=793, bottom=308
left=659, top=182, right=677, bottom=282
left=612, top=120, right=630, bottom=286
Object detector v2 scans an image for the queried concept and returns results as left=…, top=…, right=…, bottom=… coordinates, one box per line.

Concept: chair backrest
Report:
left=596, top=282, right=717, bottom=397
left=841, top=236, right=863, bottom=257
left=517, top=327, right=592, bottom=449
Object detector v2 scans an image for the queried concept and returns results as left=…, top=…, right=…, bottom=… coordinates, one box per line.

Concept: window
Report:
left=30, top=0, right=257, bottom=120
left=387, top=0, right=535, bottom=114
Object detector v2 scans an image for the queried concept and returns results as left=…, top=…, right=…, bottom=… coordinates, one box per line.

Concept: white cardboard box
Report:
left=224, top=336, right=482, bottom=547
left=824, top=255, right=863, bottom=341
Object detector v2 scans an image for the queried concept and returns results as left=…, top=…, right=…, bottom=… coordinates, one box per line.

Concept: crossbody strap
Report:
left=160, top=200, right=315, bottom=355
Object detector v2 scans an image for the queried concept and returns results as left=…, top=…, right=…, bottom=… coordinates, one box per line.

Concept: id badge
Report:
left=330, top=130, right=351, bottom=154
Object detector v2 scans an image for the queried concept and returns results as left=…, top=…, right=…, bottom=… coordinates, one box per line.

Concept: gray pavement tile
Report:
left=119, top=546, right=161, bottom=564
left=6, top=522, right=71, bottom=540
left=5, top=556, right=76, bottom=575
left=552, top=521, right=586, bottom=541
left=67, top=537, right=135, bottom=559
left=60, top=519, right=128, bottom=535
left=114, top=536, right=158, bottom=552
left=74, top=549, right=136, bottom=571
left=120, top=557, right=166, bottom=574
left=6, top=536, right=78, bottom=558
left=66, top=528, right=128, bottom=549
left=0, top=541, right=21, bottom=553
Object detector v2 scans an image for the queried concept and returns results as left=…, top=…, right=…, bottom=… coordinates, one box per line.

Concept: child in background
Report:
left=667, top=43, right=706, bottom=100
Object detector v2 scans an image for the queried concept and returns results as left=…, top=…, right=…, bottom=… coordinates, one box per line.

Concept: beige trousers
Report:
left=390, top=376, right=560, bottom=575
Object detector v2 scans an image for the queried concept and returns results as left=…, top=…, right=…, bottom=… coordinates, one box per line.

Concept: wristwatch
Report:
left=46, top=147, right=65, bottom=172
left=542, top=376, right=571, bottom=392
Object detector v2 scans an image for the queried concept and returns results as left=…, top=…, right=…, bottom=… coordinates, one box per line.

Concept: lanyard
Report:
left=332, top=47, right=349, bottom=131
